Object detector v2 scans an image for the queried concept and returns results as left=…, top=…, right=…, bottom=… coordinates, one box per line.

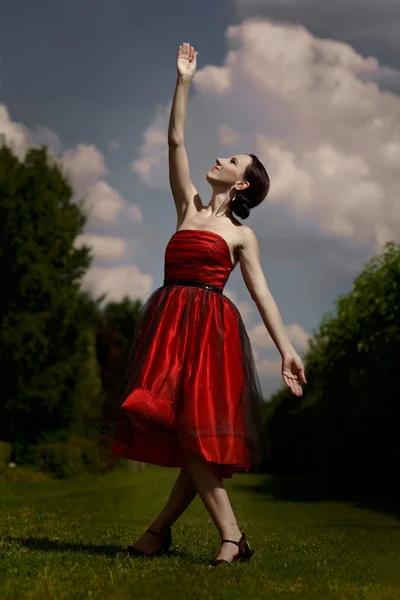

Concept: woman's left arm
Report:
left=238, top=227, right=292, bottom=356
left=238, top=227, right=307, bottom=396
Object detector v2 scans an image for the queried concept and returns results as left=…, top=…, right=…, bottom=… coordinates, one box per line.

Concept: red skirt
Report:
left=83, top=281, right=270, bottom=478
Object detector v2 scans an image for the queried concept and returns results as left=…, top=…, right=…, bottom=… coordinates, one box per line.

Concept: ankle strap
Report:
left=221, top=539, right=240, bottom=547
left=147, top=528, right=170, bottom=537
left=220, top=532, right=245, bottom=547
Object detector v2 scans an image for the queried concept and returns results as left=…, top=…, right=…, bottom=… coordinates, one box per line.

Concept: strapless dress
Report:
left=83, top=229, right=271, bottom=478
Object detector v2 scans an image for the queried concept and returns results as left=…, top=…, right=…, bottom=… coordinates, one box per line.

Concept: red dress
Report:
left=83, top=229, right=270, bottom=478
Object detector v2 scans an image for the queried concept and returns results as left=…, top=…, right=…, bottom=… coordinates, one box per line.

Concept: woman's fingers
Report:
left=291, top=378, right=302, bottom=396
left=178, top=42, right=197, bottom=62
left=283, top=371, right=303, bottom=396
left=299, top=369, right=307, bottom=384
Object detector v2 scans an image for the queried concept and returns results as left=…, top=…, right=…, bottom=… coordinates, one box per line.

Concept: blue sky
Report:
left=1, top=0, right=399, bottom=398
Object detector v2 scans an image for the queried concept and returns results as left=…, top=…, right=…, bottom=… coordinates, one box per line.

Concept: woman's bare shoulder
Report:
left=237, top=225, right=258, bottom=249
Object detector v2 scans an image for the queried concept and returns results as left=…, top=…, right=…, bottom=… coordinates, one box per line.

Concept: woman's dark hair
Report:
left=231, top=154, right=270, bottom=220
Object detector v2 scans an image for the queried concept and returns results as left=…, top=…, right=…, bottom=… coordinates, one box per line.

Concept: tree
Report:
left=96, top=298, right=144, bottom=377
left=0, top=141, right=101, bottom=462
left=82, top=296, right=144, bottom=430
left=266, top=242, right=400, bottom=489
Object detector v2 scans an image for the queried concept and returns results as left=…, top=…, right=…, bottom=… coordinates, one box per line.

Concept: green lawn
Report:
left=1, top=465, right=399, bottom=600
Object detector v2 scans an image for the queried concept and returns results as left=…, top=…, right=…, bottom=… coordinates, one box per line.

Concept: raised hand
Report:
left=177, top=42, right=198, bottom=79
left=281, top=352, right=307, bottom=397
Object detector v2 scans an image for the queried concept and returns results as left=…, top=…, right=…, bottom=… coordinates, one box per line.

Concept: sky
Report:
left=1, top=0, right=399, bottom=399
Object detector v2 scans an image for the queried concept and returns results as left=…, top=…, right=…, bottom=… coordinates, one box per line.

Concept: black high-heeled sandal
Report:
left=209, top=532, right=254, bottom=567
left=116, top=527, right=172, bottom=558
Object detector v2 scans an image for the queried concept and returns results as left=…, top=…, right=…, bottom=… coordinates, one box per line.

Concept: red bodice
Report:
left=164, top=229, right=234, bottom=291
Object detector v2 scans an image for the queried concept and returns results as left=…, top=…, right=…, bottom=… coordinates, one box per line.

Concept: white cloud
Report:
left=0, top=105, right=31, bottom=159
left=60, top=145, right=144, bottom=226
left=224, top=289, right=309, bottom=384
left=130, top=114, right=169, bottom=187
left=286, top=323, right=312, bottom=352
left=249, top=321, right=311, bottom=353
left=61, top=143, right=108, bottom=193
left=236, top=300, right=254, bottom=326
left=132, top=19, right=400, bottom=252
left=224, top=288, right=254, bottom=327
left=382, top=142, right=400, bottom=167
left=255, top=357, right=282, bottom=377
left=82, top=180, right=125, bottom=224
left=126, top=203, right=143, bottom=222
left=261, top=143, right=314, bottom=215
left=194, top=65, right=233, bottom=94
left=80, top=265, right=153, bottom=303
left=232, top=0, right=400, bottom=53
left=30, top=126, right=62, bottom=155
left=217, top=124, right=241, bottom=145
left=0, top=107, right=143, bottom=228
left=74, top=234, right=128, bottom=261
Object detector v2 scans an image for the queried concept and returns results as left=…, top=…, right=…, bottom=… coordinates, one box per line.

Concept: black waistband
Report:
left=163, top=279, right=223, bottom=294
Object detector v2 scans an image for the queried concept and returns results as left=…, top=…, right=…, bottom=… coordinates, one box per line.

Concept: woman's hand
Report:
left=177, top=42, right=198, bottom=79
left=281, top=352, right=307, bottom=397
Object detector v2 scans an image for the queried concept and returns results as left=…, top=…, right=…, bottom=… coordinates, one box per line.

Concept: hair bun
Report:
left=232, top=193, right=250, bottom=220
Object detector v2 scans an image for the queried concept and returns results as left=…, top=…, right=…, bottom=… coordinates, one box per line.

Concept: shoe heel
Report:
left=231, top=533, right=255, bottom=563
left=239, top=548, right=254, bottom=562
left=147, top=527, right=172, bottom=555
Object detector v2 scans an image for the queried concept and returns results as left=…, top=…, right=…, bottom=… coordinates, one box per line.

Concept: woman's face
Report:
left=206, top=154, right=252, bottom=190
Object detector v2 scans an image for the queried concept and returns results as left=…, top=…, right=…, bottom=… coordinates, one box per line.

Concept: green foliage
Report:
left=102, top=297, right=143, bottom=348
left=35, top=434, right=118, bottom=479
left=35, top=441, right=86, bottom=478
left=0, top=441, right=12, bottom=472
left=91, top=296, right=143, bottom=410
left=69, top=433, right=119, bottom=474
left=1, top=464, right=49, bottom=483
left=0, top=141, right=102, bottom=462
left=69, top=321, right=102, bottom=427
left=266, top=242, right=400, bottom=487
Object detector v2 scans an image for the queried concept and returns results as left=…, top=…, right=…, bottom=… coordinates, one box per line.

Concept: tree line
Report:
left=1, top=141, right=399, bottom=489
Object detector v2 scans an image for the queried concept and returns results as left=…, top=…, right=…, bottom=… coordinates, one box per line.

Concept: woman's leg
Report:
left=183, top=450, right=242, bottom=562
left=130, top=466, right=198, bottom=553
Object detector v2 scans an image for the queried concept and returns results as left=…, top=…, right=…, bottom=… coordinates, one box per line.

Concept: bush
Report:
left=34, top=435, right=119, bottom=479
left=35, top=442, right=86, bottom=479
left=0, top=441, right=12, bottom=472
left=10, top=441, right=38, bottom=465
left=68, top=434, right=118, bottom=474
left=2, top=465, right=49, bottom=483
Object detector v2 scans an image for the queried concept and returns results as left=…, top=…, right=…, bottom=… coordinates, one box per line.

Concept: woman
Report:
left=83, top=43, right=307, bottom=566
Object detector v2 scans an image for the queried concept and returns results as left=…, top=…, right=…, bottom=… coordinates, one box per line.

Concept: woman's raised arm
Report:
left=168, top=43, right=198, bottom=145
left=168, top=43, right=199, bottom=219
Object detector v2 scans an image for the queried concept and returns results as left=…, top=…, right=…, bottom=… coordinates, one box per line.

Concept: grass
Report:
left=0, top=464, right=400, bottom=600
